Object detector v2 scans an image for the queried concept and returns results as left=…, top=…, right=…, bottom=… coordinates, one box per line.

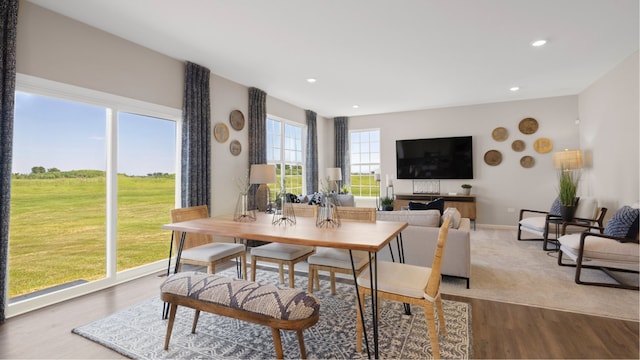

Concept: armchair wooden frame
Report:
left=557, top=222, right=639, bottom=290
left=542, top=208, right=608, bottom=250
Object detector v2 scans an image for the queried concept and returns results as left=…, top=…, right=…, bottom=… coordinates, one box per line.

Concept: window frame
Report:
left=8, top=74, right=182, bottom=318
left=265, top=114, right=306, bottom=197
left=349, top=128, right=381, bottom=198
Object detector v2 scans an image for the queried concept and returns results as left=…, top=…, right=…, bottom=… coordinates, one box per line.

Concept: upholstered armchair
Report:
left=518, top=197, right=606, bottom=250
left=557, top=205, right=639, bottom=290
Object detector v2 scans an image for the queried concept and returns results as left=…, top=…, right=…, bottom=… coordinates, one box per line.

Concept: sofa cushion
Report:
left=376, top=209, right=440, bottom=227
left=604, top=206, right=640, bottom=242
left=408, top=198, right=445, bottom=214
left=442, top=207, right=462, bottom=229
left=559, top=233, right=640, bottom=264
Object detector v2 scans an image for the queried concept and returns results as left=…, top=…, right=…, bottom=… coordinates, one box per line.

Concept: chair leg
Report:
left=208, top=263, right=214, bottom=274
left=278, top=263, right=285, bottom=284
left=314, top=271, right=320, bottom=291
left=163, top=303, right=178, bottom=350
left=288, top=262, right=295, bottom=288
left=424, top=303, right=441, bottom=360
left=435, top=297, right=447, bottom=337
left=251, top=257, right=257, bottom=282
left=296, top=330, right=307, bottom=359
left=330, top=271, right=336, bottom=295
left=307, top=267, right=315, bottom=293
left=271, top=327, right=284, bottom=359
left=191, top=310, right=200, bottom=333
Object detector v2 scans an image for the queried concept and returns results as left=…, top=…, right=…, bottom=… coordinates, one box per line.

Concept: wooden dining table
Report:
left=162, top=212, right=408, bottom=359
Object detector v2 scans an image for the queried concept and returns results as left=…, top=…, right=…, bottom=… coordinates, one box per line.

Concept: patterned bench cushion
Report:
left=161, top=271, right=319, bottom=320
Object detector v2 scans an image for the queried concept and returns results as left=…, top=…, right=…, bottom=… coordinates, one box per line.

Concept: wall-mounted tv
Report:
left=396, top=136, right=473, bottom=179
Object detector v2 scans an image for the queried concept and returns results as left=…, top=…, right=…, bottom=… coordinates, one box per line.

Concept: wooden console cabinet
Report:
left=393, top=193, right=476, bottom=224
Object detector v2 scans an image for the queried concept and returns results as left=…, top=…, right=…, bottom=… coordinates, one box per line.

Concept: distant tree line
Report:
left=12, top=167, right=174, bottom=179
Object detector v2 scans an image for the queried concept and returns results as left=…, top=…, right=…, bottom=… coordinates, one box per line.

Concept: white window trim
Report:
left=8, top=74, right=182, bottom=318
left=266, top=114, right=306, bottom=194
left=349, top=128, right=381, bottom=199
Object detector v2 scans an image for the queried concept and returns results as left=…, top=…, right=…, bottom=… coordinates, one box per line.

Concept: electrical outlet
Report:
left=507, top=207, right=515, bottom=213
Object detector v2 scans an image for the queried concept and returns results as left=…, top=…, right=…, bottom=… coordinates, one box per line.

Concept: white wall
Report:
left=578, top=51, right=639, bottom=215
left=350, top=96, right=580, bottom=225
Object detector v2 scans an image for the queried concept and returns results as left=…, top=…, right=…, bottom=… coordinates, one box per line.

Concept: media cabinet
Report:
left=393, top=193, right=477, bottom=229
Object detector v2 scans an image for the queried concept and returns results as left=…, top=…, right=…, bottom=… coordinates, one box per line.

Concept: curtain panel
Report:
left=334, top=116, right=350, bottom=187
left=305, top=110, right=318, bottom=194
left=247, top=87, right=267, bottom=210
left=0, top=0, right=19, bottom=323
left=181, top=62, right=211, bottom=209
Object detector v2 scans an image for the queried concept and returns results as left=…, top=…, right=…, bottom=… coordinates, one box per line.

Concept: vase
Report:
left=560, top=205, right=576, bottom=222
left=233, top=194, right=256, bottom=222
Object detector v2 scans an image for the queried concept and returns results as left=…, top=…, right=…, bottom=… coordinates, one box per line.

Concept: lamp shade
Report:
left=327, top=167, right=342, bottom=181
left=552, top=149, right=584, bottom=170
left=250, top=164, right=276, bottom=184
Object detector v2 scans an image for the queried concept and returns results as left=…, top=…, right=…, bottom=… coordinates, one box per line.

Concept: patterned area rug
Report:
left=72, top=268, right=472, bottom=359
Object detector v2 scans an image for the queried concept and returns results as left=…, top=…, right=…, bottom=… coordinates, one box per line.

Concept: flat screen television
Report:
left=396, top=136, right=473, bottom=179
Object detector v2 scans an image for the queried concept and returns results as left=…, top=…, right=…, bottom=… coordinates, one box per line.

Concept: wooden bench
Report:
left=161, top=271, right=320, bottom=359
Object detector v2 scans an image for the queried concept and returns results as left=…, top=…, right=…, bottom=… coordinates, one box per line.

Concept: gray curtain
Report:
left=0, top=0, right=19, bottom=324
left=334, top=116, right=350, bottom=187
left=305, top=110, right=318, bottom=194
left=247, top=87, right=267, bottom=210
left=181, top=62, right=211, bottom=209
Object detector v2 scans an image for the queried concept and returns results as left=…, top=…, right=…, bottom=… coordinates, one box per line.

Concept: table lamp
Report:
left=250, top=164, right=276, bottom=212
left=552, top=149, right=584, bottom=170
left=327, top=167, right=342, bottom=192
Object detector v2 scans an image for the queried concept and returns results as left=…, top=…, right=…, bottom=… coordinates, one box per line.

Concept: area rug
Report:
left=440, top=227, right=639, bottom=321
left=72, top=268, right=472, bottom=359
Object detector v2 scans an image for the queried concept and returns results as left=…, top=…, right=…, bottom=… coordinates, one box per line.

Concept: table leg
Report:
left=350, top=250, right=371, bottom=359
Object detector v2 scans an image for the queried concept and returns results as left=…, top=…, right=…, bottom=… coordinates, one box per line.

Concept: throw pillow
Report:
left=604, top=206, right=640, bottom=242
left=408, top=198, right=445, bottom=214
left=549, top=197, right=562, bottom=216
left=442, top=207, right=462, bottom=229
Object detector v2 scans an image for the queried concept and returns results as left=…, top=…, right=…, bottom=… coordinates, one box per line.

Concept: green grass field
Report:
left=9, top=174, right=174, bottom=298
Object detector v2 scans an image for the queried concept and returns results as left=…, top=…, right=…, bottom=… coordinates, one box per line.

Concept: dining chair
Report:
left=355, top=216, right=451, bottom=359
left=307, top=206, right=376, bottom=295
left=170, top=205, right=247, bottom=279
left=250, top=204, right=318, bottom=288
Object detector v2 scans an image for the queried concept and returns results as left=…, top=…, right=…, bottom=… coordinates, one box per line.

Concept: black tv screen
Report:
left=396, top=136, right=473, bottom=179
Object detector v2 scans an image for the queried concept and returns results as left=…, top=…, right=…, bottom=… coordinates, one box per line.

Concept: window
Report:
left=350, top=129, right=380, bottom=197
left=266, top=116, right=304, bottom=197
left=8, top=75, right=180, bottom=314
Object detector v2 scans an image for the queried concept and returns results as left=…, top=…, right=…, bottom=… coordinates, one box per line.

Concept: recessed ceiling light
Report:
left=306, top=78, right=317, bottom=83
left=531, top=39, right=547, bottom=47
left=352, top=105, right=359, bottom=109
left=510, top=86, right=520, bottom=92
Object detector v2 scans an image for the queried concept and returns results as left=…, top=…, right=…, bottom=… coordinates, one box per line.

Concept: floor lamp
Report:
left=250, top=164, right=277, bottom=212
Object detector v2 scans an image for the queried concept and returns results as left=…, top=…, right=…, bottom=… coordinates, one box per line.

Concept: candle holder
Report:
left=272, top=192, right=296, bottom=226
left=316, top=194, right=341, bottom=228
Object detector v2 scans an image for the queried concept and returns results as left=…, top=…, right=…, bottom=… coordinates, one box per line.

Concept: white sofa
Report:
left=376, top=209, right=471, bottom=288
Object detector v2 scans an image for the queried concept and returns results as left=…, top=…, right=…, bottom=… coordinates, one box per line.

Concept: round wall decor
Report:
left=520, top=155, right=535, bottom=168
left=492, top=127, right=508, bottom=141
left=229, top=110, right=245, bottom=131
left=213, top=123, right=229, bottom=143
left=518, top=117, right=539, bottom=135
left=511, top=140, right=525, bottom=152
left=533, top=137, right=553, bottom=154
left=229, top=140, right=242, bottom=156
left=484, top=150, right=502, bottom=166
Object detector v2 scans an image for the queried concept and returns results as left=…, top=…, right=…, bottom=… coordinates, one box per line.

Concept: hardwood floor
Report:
left=1, top=269, right=637, bottom=359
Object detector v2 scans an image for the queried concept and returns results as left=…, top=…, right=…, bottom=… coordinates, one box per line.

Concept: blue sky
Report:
left=13, top=92, right=176, bottom=176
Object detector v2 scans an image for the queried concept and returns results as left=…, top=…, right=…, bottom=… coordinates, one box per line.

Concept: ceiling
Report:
left=28, top=0, right=639, bottom=118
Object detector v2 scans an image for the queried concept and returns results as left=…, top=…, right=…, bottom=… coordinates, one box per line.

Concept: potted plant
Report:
left=461, top=184, right=472, bottom=195
left=380, top=196, right=394, bottom=211
left=558, top=170, right=579, bottom=221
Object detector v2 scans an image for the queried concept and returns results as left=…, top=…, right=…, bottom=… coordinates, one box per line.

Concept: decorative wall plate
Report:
left=520, top=155, right=535, bottom=168
left=484, top=150, right=502, bottom=166
left=213, top=123, right=229, bottom=143
left=511, top=140, right=525, bottom=152
left=533, top=137, right=553, bottom=154
left=229, top=110, right=245, bottom=131
left=229, top=140, right=242, bottom=156
left=519, top=117, right=539, bottom=135
left=492, top=127, right=508, bottom=142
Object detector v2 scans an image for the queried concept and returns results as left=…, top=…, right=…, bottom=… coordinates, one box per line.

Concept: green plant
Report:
left=380, top=196, right=394, bottom=207
left=558, top=170, right=579, bottom=206
left=340, top=184, right=350, bottom=194
left=461, top=184, right=472, bottom=189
